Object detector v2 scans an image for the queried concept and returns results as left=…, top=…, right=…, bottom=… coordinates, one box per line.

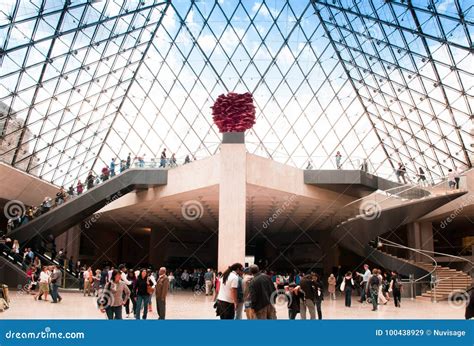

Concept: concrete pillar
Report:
left=55, top=225, right=81, bottom=265
left=419, top=222, right=434, bottom=254
left=218, top=138, right=246, bottom=272
left=149, top=228, right=170, bottom=269
left=407, top=222, right=433, bottom=263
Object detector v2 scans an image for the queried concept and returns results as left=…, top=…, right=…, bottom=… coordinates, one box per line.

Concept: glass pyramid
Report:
left=0, top=0, right=472, bottom=187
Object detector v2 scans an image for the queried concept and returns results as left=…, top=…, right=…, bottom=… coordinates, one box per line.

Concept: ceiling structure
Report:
left=0, top=0, right=472, bottom=188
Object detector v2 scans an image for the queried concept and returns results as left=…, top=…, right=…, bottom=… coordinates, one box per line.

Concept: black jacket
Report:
left=135, top=276, right=151, bottom=296
left=249, top=273, right=276, bottom=311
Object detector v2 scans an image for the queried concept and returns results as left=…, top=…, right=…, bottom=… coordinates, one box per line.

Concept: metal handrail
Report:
left=341, top=182, right=429, bottom=211
left=377, top=237, right=437, bottom=283
left=418, top=249, right=473, bottom=266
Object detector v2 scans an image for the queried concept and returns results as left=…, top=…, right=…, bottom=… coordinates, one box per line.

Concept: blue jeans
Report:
left=135, top=295, right=151, bottom=320
left=51, top=284, right=61, bottom=302
left=105, top=306, right=123, bottom=320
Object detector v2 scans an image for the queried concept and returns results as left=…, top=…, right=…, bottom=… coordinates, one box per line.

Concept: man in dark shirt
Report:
left=248, top=265, right=277, bottom=319
left=299, top=274, right=316, bottom=319
left=50, top=265, right=63, bottom=303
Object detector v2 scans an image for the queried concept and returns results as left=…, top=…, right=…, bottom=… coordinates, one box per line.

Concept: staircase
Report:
left=416, top=263, right=472, bottom=301
left=0, top=242, right=80, bottom=288
left=374, top=240, right=473, bottom=301
left=331, top=182, right=468, bottom=298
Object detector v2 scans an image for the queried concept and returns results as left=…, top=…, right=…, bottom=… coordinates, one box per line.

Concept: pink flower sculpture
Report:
left=211, top=92, right=256, bottom=133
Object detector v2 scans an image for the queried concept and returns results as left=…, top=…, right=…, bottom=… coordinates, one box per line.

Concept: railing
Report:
left=377, top=237, right=437, bottom=283
left=377, top=237, right=473, bottom=303
left=333, top=182, right=439, bottom=227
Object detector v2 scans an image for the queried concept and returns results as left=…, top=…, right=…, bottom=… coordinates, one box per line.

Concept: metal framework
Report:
left=0, top=0, right=472, bottom=187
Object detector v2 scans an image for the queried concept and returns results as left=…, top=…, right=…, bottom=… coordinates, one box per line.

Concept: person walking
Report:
left=417, top=167, right=427, bottom=186
left=216, top=263, right=243, bottom=319
left=368, top=269, right=380, bottom=311
left=168, top=272, right=175, bottom=294
left=134, top=269, right=152, bottom=320
left=34, top=266, right=50, bottom=301
left=204, top=268, right=214, bottom=296
left=159, top=149, right=167, bottom=168
left=299, top=273, right=317, bottom=319
left=389, top=271, right=402, bottom=308
left=313, top=273, right=324, bottom=320
left=335, top=151, right=342, bottom=169
left=155, top=267, right=169, bottom=320
left=454, top=167, right=461, bottom=189
left=125, top=269, right=136, bottom=318
left=86, top=171, right=95, bottom=189
left=396, top=162, right=407, bottom=184
left=327, top=274, right=336, bottom=300
left=377, top=269, right=388, bottom=305
left=341, top=271, right=355, bottom=307
left=110, top=158, right=116, bottom=177
left=50, top=265, right=62, bottom=303
left=248, top=265, right=277, bottom=319
left=102, top=270, right=130, bottom=319
left=242, top=267, right=255, bottom=319
left=356, top=264, right=371, bottom=303
left=287, top=283, right=304, bottom=319
left=83, top=267, right=93, bottom=296
left=76, top=180, right=83, bottom=195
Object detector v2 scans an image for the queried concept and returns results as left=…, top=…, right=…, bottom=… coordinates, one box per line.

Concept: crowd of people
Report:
left=212, top=263, right=404, bottom=320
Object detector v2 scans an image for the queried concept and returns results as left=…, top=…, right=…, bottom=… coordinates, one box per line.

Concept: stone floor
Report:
left=0, top=290, right=467, bottom=319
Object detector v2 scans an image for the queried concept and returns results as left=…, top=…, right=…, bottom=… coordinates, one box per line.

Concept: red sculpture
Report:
left=211, top=92, right=256, bottom=133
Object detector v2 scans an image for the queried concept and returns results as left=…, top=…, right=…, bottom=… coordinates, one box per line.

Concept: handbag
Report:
left=340, top=280, right=345, bottom=291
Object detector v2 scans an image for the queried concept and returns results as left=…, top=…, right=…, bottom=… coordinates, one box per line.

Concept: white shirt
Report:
left=39, top=271, right=49, bottom=283
left=83, top=270, right=90, bottom=281
left=362, top=269, right=371, bottom=283
left=120, top=271, right=131, bottom=285
left=448, top=171, right=456, bottom=182
left=217, top=271, right=239, bottom=303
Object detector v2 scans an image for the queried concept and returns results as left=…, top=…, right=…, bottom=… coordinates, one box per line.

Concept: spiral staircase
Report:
left=330, top=182, right=471, bottom=299
left=373, top=239, right=472, bottom=301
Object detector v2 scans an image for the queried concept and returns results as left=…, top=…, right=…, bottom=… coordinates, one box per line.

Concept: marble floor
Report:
left=0, top=290, right=467, bottom=320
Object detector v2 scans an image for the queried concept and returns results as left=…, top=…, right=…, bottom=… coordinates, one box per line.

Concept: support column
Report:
left=407, top=223, right=422, bottom=262
left=218, top=134, right=246, bottom=272
left=407, top=222, right=433, bottom=263
left=149, top=228, right=170, bottom=269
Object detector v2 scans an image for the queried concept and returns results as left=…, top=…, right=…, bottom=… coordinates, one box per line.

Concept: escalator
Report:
left=0, top=242, right=80, bottom=288
left=8, top=168, right=167, bottom=244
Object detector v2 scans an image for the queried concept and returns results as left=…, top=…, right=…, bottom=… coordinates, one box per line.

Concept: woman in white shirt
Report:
left=216, top=263, right=243, bottom=319
left=34, top=266, right=50, bottom=301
